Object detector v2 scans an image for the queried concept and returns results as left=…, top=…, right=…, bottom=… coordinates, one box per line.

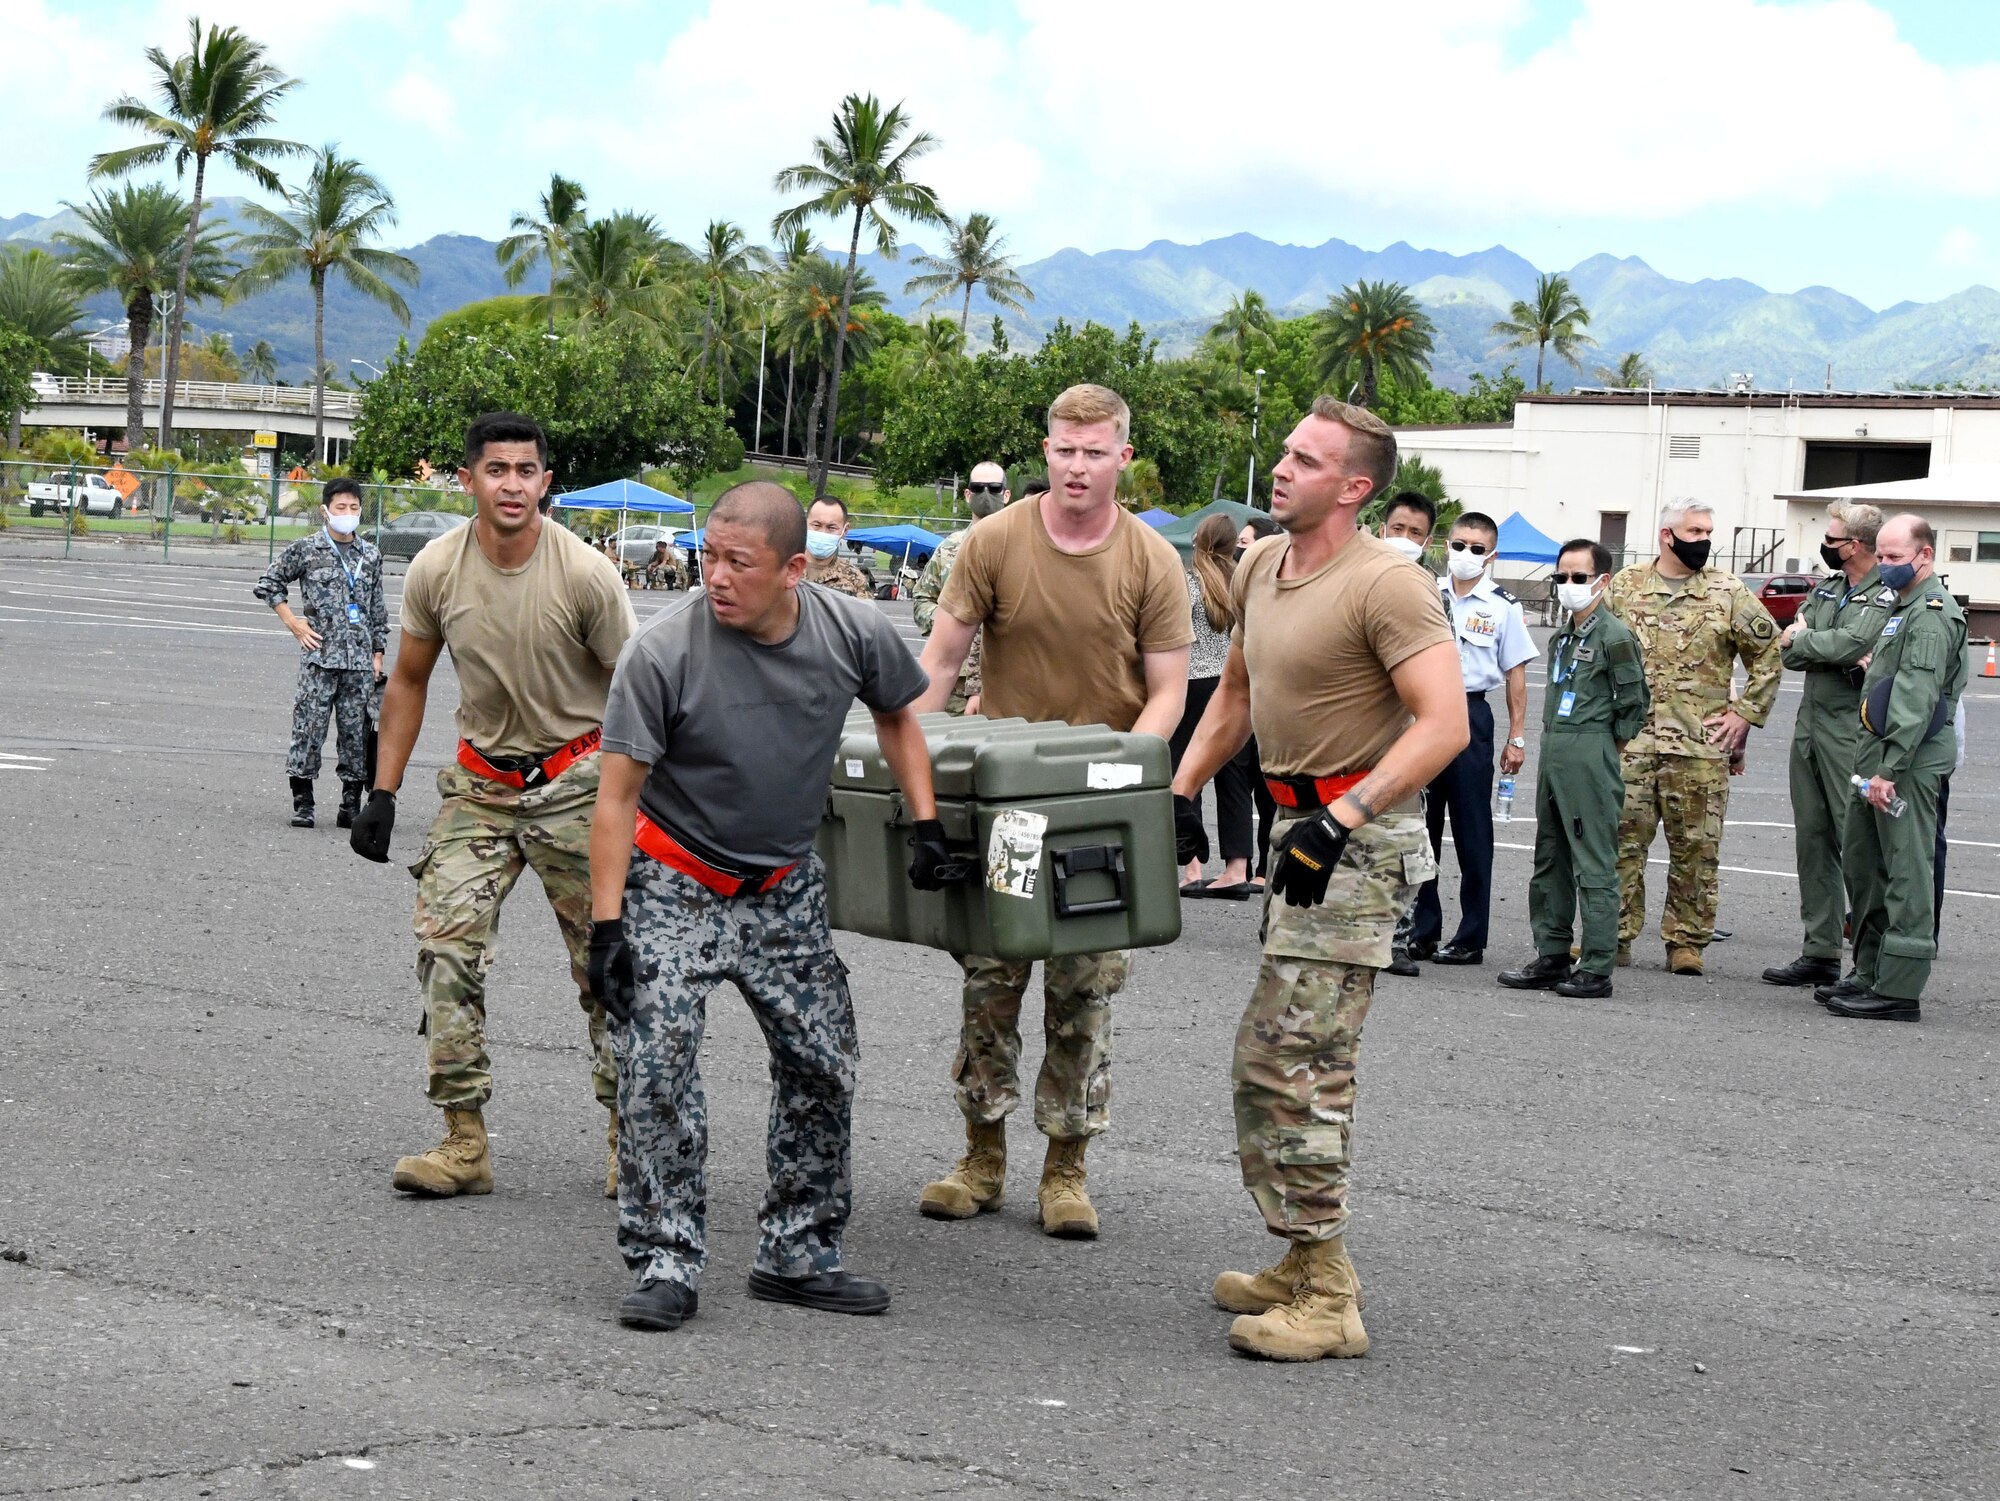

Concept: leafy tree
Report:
left=1458, top=365, right=1528, bottom=423
left=542, top=211, right=684, bottom=334
left=351, top=322, right=730, bottom=490
left=0, top=325, right=41, bottom=452
left=1315, top=279, right=1436, bottom=409
left=1361, top=454, right=1460, bottom=537
left=1205, top=289, right=1276, bottom=372
left=422, top=295, right=539, bottom=344
left=772, top=92, right=944, bottom=494
left=0, top=248, right=86, bottom=369
left=1595, top=350, right=1655, bottom=389
left=200, top=331, right=240, bottom=377
left=902, top=211, right=1033, bottom=333
left=775, top=252, right=885, bottom=465
left=234, top=144, right=419, bottom=462
left=55, top=183, right=236, bottom=449
left=89, top=17, right=303, bottom=449
left=496, top=172, right=587, bottom=336
left=1491, top=271, right=1596, bottom=391
left=245, top=338, right=277, bottom=383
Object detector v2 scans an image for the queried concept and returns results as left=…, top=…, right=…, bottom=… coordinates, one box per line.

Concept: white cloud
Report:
left=1936, top=227, right=1982, bottom=267
left=382, top=66, right=459, bottom=142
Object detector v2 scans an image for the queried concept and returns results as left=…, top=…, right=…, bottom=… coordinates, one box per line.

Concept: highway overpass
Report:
left=23, top=377, right=358, bottom=456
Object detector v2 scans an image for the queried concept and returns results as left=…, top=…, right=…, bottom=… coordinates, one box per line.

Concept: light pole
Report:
left=348, top=357, right=384, bottom=379
left=1244, top=366, right=1266, bottom=505
left=752, top=319, right=768, bottom=457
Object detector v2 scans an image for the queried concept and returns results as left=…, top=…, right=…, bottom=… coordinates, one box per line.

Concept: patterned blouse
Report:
left=1184, top=564, right=1233, bottom=680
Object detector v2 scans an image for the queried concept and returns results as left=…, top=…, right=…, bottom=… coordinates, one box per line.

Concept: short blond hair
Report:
left=1048, top=383, right=1130, bottom=444
left=1832, top=501, right=1883, bottom=549
left=1307, top=395, right=1397, bottom=501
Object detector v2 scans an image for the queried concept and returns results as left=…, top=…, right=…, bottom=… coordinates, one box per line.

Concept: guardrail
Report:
left=33, top=376, right=362, bottom=419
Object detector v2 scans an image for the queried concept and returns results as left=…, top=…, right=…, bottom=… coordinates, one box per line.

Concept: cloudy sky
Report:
left=10, top=0, right=2000, bottom=308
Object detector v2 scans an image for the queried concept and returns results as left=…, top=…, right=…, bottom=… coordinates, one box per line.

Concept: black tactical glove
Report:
left=1172, top=793, right=1210, bottom=866
left=908, top=819, right=969, bottom=890
left=348, top=789, right=396, bottom=863
left=1268, top=810, right=1353, bottom=909
left=588, top=918, right=636, bottom=1026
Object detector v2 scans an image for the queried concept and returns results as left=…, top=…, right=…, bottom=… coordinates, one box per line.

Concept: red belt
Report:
left=456, top=728, right=601, bottom=789
left=633, top=810, right=796, bottom=898
left=1265, top=769, right=1369, bottom=811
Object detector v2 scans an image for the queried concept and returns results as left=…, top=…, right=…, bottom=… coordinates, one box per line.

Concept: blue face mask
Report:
left=1878, top=559, right=1919, bottom=592
left=805, top=531, right=841, bottom=560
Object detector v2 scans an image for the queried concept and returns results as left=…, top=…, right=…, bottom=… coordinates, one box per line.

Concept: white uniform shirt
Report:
left=1440, top=573, right=1538, bottom=693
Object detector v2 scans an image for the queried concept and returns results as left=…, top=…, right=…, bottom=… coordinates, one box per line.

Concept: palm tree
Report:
left=542, top=211, right=683, bottom=333
left=769, top=229, right=817, bottom=456
left=1490, top=271, right=1596, bottom=391
left=200, top=331, right=241, bottom=377
left=89, top=17, right=303, bottom=450
left=772, top=92, right=944, bottom=492
left=913, top=315, right=965, bottom=376
left=496, top=172, right=587, bottom=337
left=692, top=220, right=771, bottom=404
left=54, top=182, right=235, bottom=449
left=1206, top=289, right=1275, bottom=371
left=902, top=211, right=1033, bottom=334
left=775, top=252, right=884, bottom=467
left=233, top=145, right=419, bottom=462
left=1595, top=350, right=1655, bottom=389
left=245, top=338, right=277, bottom=383
left=0, top=247, right=86, bottom=448
left=1315, top=279, right=1436, bottom=409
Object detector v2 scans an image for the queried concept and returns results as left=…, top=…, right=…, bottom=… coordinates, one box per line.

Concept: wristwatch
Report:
left=1506, top=736, right=1527, bottom=749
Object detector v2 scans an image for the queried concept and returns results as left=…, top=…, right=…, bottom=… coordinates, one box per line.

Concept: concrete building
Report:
left=1398, top=389, right=2000, bottom=632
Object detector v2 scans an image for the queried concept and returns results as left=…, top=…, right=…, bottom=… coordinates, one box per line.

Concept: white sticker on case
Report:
left=1086, top=761, right=1144, bottom=790
left=844, top=758, right=865, bottom=778
left=987, top=809, right=1048, bottom=899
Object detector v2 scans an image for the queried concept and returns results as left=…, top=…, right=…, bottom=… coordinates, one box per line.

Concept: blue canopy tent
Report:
left=550, top=477, right=694, bottom=514
left=1494, top=511, right=1562, bottom=565
left=844, top=524, right=945, bottom=583
left=1135, top=507, right=1176, bottom=528
left=674, top=527, right=704, bottom=550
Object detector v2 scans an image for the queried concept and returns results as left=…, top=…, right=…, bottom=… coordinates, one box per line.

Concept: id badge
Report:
left=347, top=602, right=363, bottom=625
left=1558, top=690, right=1577, bottom=718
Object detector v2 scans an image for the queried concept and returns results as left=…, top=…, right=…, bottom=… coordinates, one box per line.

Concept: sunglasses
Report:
left=1448, top=539, right=1490, bottom=556
left=1553, top=572, right=1599, bottom=586
left=1822, top=534, right=1851, bottom=547
left=966, top=482, right=1005, bottom=494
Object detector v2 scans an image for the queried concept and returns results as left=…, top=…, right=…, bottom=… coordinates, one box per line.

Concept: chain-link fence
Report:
left=0, top=458, right=464, bottom=563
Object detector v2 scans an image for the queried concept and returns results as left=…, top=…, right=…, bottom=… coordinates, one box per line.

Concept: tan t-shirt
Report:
left=400, top=517, right=635, bottom=756
left=1232, top=530, right=1452, bottom=776
left=938, top=498, right=1193, bottom=730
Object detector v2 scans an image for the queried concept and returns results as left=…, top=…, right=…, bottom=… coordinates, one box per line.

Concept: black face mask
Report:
left=1233, top=546, right=1248, bottom=563
left=1820, top=542, right=1849, bottom=570
left=1667, top=534, right=1711, bottom=572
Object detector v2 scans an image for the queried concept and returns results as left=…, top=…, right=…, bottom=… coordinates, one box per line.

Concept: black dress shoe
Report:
left=1826, top=989, right=1920, bottom=1023
left=1384, top=948, right=1420, bottom=978
left=1405, top=938, right=1437, bottom=961
left=1554, top=971, right=1613, bottom=999
left=747, top=1268, right=890, bottom=1315
left=1813, top=972, right=1867, bottom=1007
left=1762, top=955, right=1841, bottom=987
left=619, top=1279, right=698, bottom=1330
left=1433, top=944, right=1484, bottom=966
left=1497, top=954, right=1573, bottom=990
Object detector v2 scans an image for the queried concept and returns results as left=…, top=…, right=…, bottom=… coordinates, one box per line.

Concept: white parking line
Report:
left=0, top=604, right=275, bottom=634
left=6, top=586, right=273, bottom=618
left=1490, top=840, right=1998, bottom=899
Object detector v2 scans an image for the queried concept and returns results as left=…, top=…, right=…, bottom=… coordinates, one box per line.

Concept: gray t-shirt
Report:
left=603, top=582, right=929, bottom=864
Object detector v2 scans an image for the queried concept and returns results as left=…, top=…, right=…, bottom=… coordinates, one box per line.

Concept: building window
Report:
left=1667, top=435, right=1701, bottom=460
left=1946, top=531, right=1974, bottom=563
left=1802, top=441, right=1929, bottom=490
left=1978, top=532, right=2000, bottom=562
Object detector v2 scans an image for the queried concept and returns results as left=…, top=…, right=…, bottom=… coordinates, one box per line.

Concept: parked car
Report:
left=377, top=510, right=469, bottom=560
left=1737, top=572, right=1817, bottom=626
left=26, top=470, right=123, bottom=517
left=613, top=523, right=683, bottom=566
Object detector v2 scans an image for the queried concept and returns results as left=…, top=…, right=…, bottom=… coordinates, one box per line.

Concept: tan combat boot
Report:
left=1667, top=945, right=1704, bottom=976
left=1617, top=941, right=1632, bottom=968
left=391, top=1107, right=493, bottom=1197
left=918, top=1120, right=1006, bottom=1219
left=1212, top=1242, right=1307, bottom=1314
left=605, top=1109, right=619, bottom=1200
left=1036, top=1137, right=1098, bottom=1239
left=1227, top=1237, right=1368, bottom=1361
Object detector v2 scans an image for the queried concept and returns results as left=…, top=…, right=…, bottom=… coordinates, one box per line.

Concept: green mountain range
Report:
left=6, top=202, right=1990, bottom=393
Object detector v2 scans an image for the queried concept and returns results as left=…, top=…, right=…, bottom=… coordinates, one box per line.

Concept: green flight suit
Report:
left=1780, top=567, right=1896, bottom=959
left=1842, top=575, right=1968, bottom=1001
left=1529, top=607, right=1651, bottom=975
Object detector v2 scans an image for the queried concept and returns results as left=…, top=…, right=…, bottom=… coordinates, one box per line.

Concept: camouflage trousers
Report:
left=408, top=756, right=614, bottom=1111
left=613, top=851, right=857, bottom=1292
left=1616, top=749, right=1729, bottom=949
left=1237, top=809, right=1424, bottom=1244
left=286, top=662, right=370, bottom=782
left=952, top=950, right=1127, bottom=1141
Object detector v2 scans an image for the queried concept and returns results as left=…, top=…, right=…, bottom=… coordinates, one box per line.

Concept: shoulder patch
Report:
left=1492, top=585, right=1518, bottom=604
left=1927, top=596, right=1946, bottom=609
left=1605, top=637, right=1640, bottom=666
left=1748, top=614, right=1776, bottom=641
left=1875, top=588, right=1898, bottom=605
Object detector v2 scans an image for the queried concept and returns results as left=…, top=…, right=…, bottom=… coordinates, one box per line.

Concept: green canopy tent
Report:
left=1153, top=499, right=1267, bottom=556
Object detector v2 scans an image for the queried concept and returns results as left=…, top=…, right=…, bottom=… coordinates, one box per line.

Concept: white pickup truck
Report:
left=26, top=471, right=124, bottom=517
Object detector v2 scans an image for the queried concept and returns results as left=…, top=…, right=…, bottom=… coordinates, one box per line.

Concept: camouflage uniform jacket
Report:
left=911, top=528, right=982, bottom=699
left=806, top=555, right=875, bottom=599
left=253, top=529, right=388, bottom=671
left=1605, top=561, right=1781, bottom=761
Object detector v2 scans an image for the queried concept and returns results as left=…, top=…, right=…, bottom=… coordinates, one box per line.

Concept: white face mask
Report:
left=1557, top=580, right=1601, bottom=614
left=1446, top=548, right=1487, bottom=582
left=805, top=530, right=841, bottom=559
left=326, top=511, right=361, bottom=536
left=1382, top=535, right=1424, bottom=562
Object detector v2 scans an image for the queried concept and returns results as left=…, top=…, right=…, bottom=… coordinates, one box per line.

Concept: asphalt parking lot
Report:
left=2, top=541, right=1995, bottom=1500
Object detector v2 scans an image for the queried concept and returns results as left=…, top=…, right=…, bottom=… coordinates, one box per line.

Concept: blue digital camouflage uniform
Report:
left=254, top=530, right=388, bottom=782
left=613, top=851, right=857, bottom=1293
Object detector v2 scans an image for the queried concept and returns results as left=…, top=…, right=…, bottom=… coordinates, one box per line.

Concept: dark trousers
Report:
left=1169, top=675, right=1255, bottom=863
left=1411, top=694, right=1496, bottom=951
left=1244, top=738, right=1277, bottom=877
left=1935, top=775, right=1951, bottom=945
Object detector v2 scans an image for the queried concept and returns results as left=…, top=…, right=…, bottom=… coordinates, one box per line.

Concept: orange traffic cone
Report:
left=1984, top=642, right=1998, bottom=679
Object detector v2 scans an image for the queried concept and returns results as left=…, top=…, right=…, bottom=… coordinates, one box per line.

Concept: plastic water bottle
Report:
left=1851, top=774, right=1907, bottom=818
left=1495, top=775, right=1515, bottom=823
